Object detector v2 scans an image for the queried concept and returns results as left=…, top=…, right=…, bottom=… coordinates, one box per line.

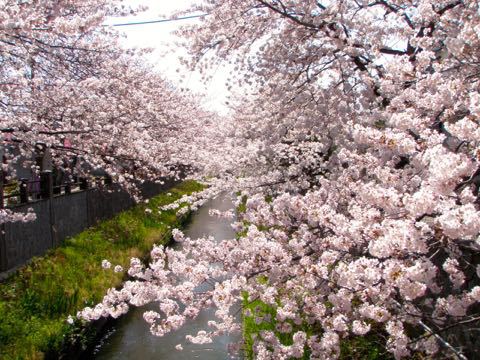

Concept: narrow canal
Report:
left=92, top=194, right=242, bottom=359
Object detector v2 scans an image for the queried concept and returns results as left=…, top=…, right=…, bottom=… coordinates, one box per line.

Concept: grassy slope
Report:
left=242, top=296, right=392, bottom=360
left=0, top=180, right=204, bottom=360
left=238, top=196, right=392, bottom=360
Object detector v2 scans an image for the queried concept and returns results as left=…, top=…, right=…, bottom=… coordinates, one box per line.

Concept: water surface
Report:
left=93, top=195, right=241, bottom=359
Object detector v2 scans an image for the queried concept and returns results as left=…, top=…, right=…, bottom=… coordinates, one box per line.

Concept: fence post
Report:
left=0, top=174, right=3, bottom=209
left=0, top=172, right=6, bottom=272
left=79, top=177, right=89, bottom=191
left=20, top=178, right=29, bottom=204
left=40, top=170, right=57, bottom=247
left=104, top=175, right=112, bottom=186
left=40, top=171, right=53, bottom=199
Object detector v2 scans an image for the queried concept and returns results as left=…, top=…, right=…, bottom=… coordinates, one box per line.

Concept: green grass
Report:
left=242, top=295, right=390, bottom=360
left=0, top=180, right=204, bottom=360
left=242, top=294, right=316, bottom=360
left=237, top=193, right=392, bottom=359
left=340, top=333, right=393, bottom=360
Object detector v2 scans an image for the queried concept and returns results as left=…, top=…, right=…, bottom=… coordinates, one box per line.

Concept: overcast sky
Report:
left=106, top=0, right=231, bottom=115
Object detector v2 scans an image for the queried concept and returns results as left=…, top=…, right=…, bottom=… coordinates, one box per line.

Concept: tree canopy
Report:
left=2, top=0, right=479, bottom=359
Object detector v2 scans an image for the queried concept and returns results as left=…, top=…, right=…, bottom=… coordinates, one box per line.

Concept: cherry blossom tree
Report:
left=0, top=0, right=212, bottom=206
left=75, top=0, right=480, bottom=358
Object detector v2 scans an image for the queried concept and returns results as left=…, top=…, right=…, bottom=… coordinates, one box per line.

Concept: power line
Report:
left=108, top=14, right=208, bottom=27
left=31, top=14, right=209, bottom=31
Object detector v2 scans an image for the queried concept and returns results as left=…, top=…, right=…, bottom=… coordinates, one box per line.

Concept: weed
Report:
left=0, top=180, right=204, bottom=359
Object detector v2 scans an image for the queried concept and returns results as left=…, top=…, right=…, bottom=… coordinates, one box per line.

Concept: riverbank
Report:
left=242, top=296, right=389, bottom=360
left=0, top=180, right=204, bottom=360
left=237, top=196, right=390, bottom=360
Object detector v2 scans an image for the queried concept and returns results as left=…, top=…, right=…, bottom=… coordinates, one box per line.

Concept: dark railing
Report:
left=1, top=172, right=112, bottom=208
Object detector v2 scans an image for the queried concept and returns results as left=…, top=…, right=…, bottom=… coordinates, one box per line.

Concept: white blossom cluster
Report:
left=44, top=0, right=480, bottom=358
left=0, top=0, right=221, bottom=195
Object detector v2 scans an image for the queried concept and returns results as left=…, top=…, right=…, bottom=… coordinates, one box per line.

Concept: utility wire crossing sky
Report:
left=107, top=1, right=230, bottom=115
left=109, top=14, right=208, bottom=27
